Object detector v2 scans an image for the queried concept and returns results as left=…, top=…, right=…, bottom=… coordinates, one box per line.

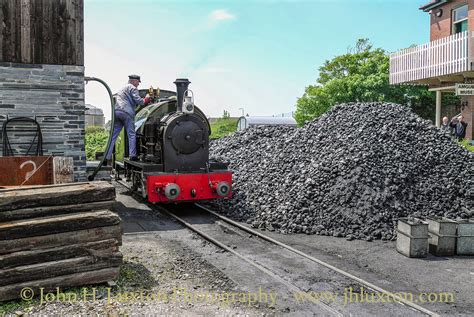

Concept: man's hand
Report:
left=144, top=94, right=152, bottom=105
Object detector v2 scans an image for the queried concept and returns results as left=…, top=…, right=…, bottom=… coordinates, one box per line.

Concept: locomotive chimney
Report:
left=174, top=78, right=191, bottom=112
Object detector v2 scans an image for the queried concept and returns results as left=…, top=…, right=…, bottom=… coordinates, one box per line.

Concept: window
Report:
left=453, top=4, right=468, bottom=34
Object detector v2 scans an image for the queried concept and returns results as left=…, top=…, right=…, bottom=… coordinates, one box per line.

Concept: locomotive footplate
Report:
left=123, top=158, right=163, bottom=173
left=124, top=158, right=228, bottom=173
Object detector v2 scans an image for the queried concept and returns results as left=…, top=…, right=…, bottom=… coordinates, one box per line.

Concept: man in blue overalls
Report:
left=105, top=74, right=151, bottom=164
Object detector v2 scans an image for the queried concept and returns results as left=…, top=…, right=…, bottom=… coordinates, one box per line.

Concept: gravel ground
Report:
left=3, top=236, right=269, bottom=316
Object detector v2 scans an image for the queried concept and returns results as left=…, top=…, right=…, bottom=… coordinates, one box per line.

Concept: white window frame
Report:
left=452, top=4, right=468, bottom=34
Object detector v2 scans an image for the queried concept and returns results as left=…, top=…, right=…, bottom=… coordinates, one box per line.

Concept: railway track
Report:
left=193, top=204, right=440, bottom=316
left=117, top=180, right=439, bottom=316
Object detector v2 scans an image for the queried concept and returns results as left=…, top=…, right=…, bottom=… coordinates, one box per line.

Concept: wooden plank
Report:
left=32, top=0, right=42, bottom=64
left=0, top=200, right=115, bottom=222
left=29, top=0, right=37, bottom=63
left=76, top=0, right=84, bottom=65
left=41, top=0, right=51, bottom=64
left=0, top=225, right=122, bottom=255
left=0, top=181, right=115, bottom=211
left=0, top=267, right=120, bottom=302
left=0, top=0, right=4, bottom=61
left=0, top=239, right=119, bottom=269
left=0, top=252, right=122, bottom=286
left=20, top=0, right=31, bottom=63
left=51, top=0, right=59, bottom=64
left=65, top=0, right=75, bottom=65
left=53, top=157, right=74, bottom=184
left=13, top=0, right=21, bottom=62
left=3, top=0, right=15, bottom=61
left=58, top=0, right=67, bottom=66
left=0, top=210, right=121, bottom=240
left=0, top=0, right=83, bottom=65
left=0, top=181, right=94, bottom=192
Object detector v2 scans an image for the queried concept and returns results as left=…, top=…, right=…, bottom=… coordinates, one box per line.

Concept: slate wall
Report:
left=0, top=62, right=86, bottom=181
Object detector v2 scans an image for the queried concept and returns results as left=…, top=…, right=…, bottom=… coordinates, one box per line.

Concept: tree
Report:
left=294, top=39, right=459, bottom=125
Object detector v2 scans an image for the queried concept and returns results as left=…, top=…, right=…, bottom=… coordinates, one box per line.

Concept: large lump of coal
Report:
left=210, top=103, right=474, bottom=241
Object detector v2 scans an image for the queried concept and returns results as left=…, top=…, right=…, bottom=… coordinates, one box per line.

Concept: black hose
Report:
left=84, top=76, right=115, bottom=181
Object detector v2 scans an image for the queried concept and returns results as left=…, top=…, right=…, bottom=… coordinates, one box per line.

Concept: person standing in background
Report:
left=440, top=116, right=451, bottom=135
left=449, top=115, right=468, bottom=141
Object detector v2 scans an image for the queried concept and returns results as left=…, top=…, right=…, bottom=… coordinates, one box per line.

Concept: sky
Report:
left=84, top=0, right=431, bottom=120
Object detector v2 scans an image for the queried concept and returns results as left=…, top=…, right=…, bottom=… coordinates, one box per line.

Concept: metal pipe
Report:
left=84, top=76, right=115, bottom=181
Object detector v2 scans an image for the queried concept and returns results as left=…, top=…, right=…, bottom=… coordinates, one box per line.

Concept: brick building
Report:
left=0, top=0, right=86, bottom=180
left=390, top=0, right=474, bottom=140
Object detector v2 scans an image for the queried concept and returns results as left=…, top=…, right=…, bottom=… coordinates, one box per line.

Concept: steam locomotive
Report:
left=120, top=78, right=232, bottom=203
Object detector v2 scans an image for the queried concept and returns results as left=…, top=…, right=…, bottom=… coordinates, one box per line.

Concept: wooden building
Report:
left=390, top=0, right=474, bottom=140
left=0, top=0, right=86, bottom=180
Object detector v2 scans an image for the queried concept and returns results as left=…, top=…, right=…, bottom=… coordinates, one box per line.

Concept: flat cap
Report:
left=128, top=74, right=141, bottom=82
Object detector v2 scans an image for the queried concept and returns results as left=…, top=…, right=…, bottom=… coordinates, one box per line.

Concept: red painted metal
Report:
left=0, top=156, right=53, bottom=186
left=146, top=171, right=232, bottom=203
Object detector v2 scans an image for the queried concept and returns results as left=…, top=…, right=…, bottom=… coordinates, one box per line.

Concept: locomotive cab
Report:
left=122, top=79, right=232, bottom=203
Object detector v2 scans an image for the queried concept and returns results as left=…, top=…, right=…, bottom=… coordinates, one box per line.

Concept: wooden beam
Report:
left=0, top=239, right=119, bottom=269
left=0, top=210, right=121, bottom=240
left=438, top=75, right=465, bottom=83
left=428, top=85, right=456, bottom=92
left=0, top=267, right=120, bottom=301
left=0, top=181, right=115, bottom=212
left=0, top=225, right=122, bottom=255
left=0, top=252, right=122, bottom=286
left=0, top=200, right=115, bottom=222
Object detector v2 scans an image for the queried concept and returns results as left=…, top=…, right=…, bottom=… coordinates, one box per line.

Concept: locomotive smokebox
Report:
left=174, top=78, right=191, bottom=112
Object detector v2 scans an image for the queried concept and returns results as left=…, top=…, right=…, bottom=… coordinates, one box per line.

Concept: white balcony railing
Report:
left=390, top=31, right=471, bottom=85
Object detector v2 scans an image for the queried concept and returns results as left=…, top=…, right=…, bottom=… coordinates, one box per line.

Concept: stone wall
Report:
left=0, top=62, right=86, bottom=181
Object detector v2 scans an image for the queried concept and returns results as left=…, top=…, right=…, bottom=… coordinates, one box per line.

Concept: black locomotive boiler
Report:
left=123, top=78, right=232, bottom=202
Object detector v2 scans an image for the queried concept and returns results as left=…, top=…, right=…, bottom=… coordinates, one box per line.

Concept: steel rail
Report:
left=195, top=203, right=439, bottom=317
left=154, top=204, right=343, bottom=317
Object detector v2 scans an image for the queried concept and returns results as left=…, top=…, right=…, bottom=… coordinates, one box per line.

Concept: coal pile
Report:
left=210, top=102, right=474, bottom=241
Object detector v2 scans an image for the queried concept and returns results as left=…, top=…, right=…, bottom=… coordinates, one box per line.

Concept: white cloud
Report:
left=210, top=9, right=235, bottom=21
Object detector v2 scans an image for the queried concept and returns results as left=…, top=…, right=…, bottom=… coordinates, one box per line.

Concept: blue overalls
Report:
left=105, top=84, right=146, bottom=160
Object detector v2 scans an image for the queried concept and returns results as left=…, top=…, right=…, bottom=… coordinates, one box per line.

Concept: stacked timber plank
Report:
left=0, top=182, right=122, bottom=302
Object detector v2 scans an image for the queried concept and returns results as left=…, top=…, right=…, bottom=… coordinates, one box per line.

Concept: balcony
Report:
left=390, top=31, right=474, bottom=85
